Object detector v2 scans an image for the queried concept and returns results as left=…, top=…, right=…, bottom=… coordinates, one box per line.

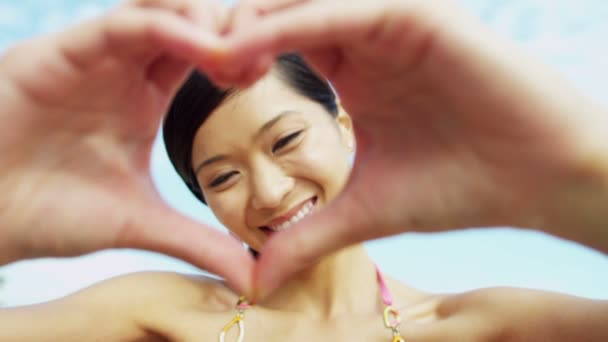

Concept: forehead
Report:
left=192, top=73, right=324, bottom=154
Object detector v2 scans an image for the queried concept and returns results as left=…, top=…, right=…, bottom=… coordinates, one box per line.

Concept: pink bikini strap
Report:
left=375, top=264, right=393, bottom=306
left=237, top=296, right=250, bottom=310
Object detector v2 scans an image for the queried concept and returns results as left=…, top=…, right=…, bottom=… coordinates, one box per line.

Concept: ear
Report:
left=335, top=102, right=355, bottom=152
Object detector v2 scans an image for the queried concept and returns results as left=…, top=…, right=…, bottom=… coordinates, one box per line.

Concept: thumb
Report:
left=117, top=201, right=255, bottom=296
left=253, top=179, right=377, bottom=300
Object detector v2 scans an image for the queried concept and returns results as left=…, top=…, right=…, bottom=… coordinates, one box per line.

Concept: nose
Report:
left=250, top=158, right=294, bottom=210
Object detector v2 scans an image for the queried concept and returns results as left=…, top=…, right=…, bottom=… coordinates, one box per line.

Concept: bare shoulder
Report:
left=0, top=272, right=242, bottom=341
left=72, top=271, right=240, bottom=312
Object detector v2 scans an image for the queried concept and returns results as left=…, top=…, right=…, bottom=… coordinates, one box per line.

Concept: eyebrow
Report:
left=193, top=110, right=300, bottom=175
left=194, top=154, right=228, bottom=175
left=254, top=110, right=299, bottom=140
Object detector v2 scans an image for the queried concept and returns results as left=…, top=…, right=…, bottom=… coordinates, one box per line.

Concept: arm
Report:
left=561, top=296, right=608, bottom=341
left=0, top=272, right=232, bottom=341
left=541, top=143, right=608, bottom=254
left=400, top=287, right=608, bottom=342
left=0, top=288, right=137, bottom=341
left=0, top=298, right=134, bottom=342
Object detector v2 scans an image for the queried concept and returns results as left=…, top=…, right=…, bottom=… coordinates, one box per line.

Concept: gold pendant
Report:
left=383, top=306, right=402, bottom=328
left=383, top=305, right=404, bottom=342
left=219, top=296, right=250, bottom=342
left=219, top=314, right=245, bottom=342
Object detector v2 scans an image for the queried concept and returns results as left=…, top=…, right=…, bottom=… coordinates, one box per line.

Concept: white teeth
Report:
left=268, top=199, right=315, bottom=231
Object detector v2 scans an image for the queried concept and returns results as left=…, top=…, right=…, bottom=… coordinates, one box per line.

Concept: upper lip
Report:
left=262, top=196, right=316, bottom=228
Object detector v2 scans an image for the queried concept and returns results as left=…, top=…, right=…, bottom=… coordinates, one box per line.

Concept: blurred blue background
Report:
left=0, top=0, right=607, bottom=307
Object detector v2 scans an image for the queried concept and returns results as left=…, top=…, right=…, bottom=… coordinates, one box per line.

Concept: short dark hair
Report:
left=163, top=53, right=337, bottom=204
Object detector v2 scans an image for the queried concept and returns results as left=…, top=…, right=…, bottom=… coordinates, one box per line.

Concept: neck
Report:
left=259, top=244, right=381, bottom=318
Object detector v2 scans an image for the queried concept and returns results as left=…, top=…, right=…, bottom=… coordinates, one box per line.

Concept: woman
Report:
left=0, top=54, right=603, bottom=342
left=162, top=53, right=429, bottom=341
left=1, top=53, right=431, bottom=341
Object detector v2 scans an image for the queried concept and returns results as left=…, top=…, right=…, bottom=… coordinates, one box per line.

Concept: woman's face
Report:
left=191, top=72, right=354, bottom=251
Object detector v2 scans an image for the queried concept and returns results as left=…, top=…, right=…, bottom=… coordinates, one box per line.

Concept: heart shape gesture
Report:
left=1, top=0, right=607, bottom=301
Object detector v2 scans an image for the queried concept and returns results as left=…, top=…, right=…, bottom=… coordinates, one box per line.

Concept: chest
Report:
left=213, top=311, right=402, bottom=342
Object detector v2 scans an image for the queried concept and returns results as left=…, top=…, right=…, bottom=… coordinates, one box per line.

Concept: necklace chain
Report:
left=219, top=296, right=249, bottom=342
left=219, top=266, right=404, bottom=341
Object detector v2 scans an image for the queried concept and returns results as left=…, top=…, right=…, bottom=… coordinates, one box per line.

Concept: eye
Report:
left=209, top=170, right=239, bottom=188
left=272, top=130, right=303, bottom=154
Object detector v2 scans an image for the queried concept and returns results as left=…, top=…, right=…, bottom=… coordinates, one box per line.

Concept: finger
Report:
left=204, top=48, right=275, bottom=90
left=127, top=0, right=228, bottom=32
left=146, top=55, right=193, bottom=95
left=230, top=52, right=276, bottom=89
left=126, top=0, right=230, bottom=88
left=217, top=0, right=310, bottom=87
left=224, top=1, right=359, bottom=61
left=300, top=46, right=343, bottom=83
left=208, top=0, right=283, bottom=88
left=242, top=0, right=309, bottom=16
left=226, top=0, right=258, bottom=33
left=118, top=199, right=255, bottom=296
left=219, top=1, right=364, bottom=86
left=57, top=7, right=224, bottom=75
left=229, top=0, right=308, bottom=32
left=127, top=0, right=229, bottom=95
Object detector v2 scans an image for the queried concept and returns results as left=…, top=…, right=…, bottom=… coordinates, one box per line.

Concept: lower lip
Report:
left=261, top=229, right=275, bottom=237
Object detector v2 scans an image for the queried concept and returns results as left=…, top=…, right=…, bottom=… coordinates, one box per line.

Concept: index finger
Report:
left=228, top=0, right=309, bottom=32
left=118, top=202, right=255, bottom=296
left=224, top=1, right=374, bottom=60
left=56, top=6, right=225, bottom=74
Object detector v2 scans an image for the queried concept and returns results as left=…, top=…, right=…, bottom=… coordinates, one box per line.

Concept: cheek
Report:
left=290, top=133, right=351, bottom=198
left=207, top=190, right=248, bottom=234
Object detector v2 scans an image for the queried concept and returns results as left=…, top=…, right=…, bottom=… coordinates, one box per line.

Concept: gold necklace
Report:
left=219, top=296, right=249, bottom=342
left=219, top=266, right=404, bottom=341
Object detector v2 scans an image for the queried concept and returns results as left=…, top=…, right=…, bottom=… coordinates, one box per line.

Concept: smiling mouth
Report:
left=260, top=196, right=317, bottom=236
